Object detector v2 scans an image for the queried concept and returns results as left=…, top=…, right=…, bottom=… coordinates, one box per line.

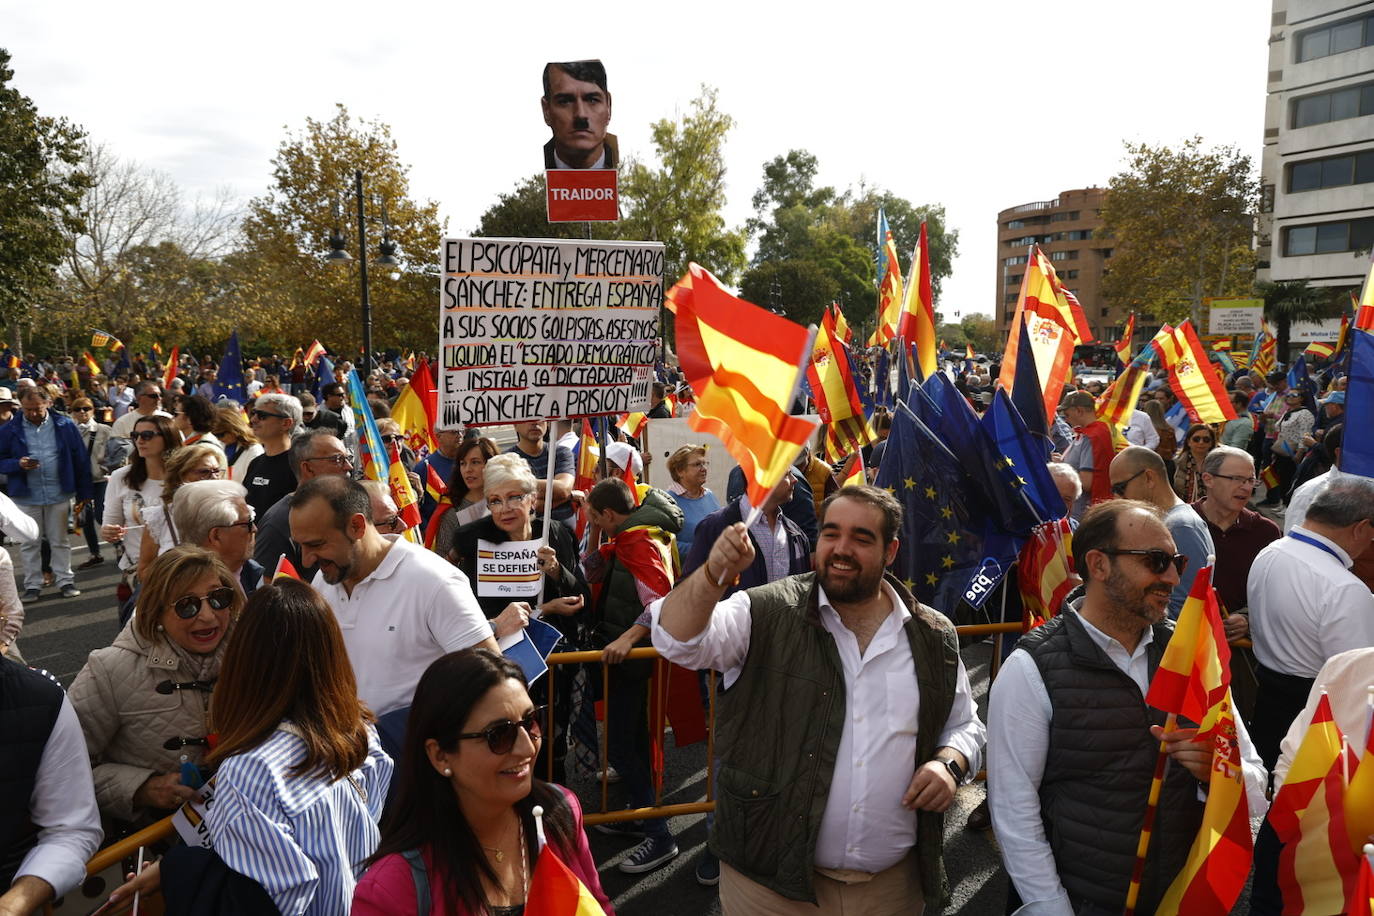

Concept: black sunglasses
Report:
left=250, top=409, right=287, bottom=420
left=1100, top=548, right=1188, bottom=576
left=1111, top=468, right=1148, bottom=497
left=459, top=706, right=546, bottom=755
left=171, top=586, right=236, bottom=619
left=132, top=430, right=162, bottom=441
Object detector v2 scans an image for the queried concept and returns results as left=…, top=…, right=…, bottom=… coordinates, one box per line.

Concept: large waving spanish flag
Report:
left=997, top=246, right=1094, bottom=425
left=667, top=264, right=818, bottom=507
left=1152, top=321, right=1237, bottom=424
left=1143, top=565, right=1252, bottom=916
left=897, top=221, right=937, bottom=378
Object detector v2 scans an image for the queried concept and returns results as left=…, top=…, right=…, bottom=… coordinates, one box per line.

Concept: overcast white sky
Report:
left=3, top=0, right=1269, bottom=323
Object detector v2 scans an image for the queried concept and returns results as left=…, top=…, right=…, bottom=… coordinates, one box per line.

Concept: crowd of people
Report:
left=1, top=343, right=1372, bottom=916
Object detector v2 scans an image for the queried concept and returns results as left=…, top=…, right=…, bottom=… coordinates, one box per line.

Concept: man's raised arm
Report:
left=657, top=521, right=755, bottom=642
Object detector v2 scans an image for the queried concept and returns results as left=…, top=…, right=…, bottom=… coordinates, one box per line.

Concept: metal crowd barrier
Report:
left=76, top=621, right=1029, bottom=882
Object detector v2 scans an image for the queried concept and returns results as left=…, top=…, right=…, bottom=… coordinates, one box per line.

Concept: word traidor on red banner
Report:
left=545, top=169, right=618, bottom=222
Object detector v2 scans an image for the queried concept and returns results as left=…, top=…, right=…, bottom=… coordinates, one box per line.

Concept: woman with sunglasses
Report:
left=102, top=414, right=183, bottom=580
left=212, top=404, right=264, bottom=483
left=1172, top=423, right=1216, bottom=502
left=432, top=437, right=498, bottom=560
left=69, top=546, right=244, bottom=826
left=103, top=577, right=392, bottom=915
left=135, top=443, right=229, bottom=580
left=353, top=650, right=612, bottom=915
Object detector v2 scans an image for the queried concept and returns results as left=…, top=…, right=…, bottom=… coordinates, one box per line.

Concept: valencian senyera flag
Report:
left=1141, top=565, right=1253, bottom=916
left=666, top=263, right=818, bottom=509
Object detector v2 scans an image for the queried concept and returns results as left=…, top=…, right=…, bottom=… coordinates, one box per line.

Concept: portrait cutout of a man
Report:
left=542, top=59, right=618, bottom=170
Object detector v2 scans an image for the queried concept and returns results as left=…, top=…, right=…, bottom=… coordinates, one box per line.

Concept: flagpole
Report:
left=740, top=326, right=819, bottom=532
left=1124, top=712, right=1177, bottom=916
left=535, top=416, right=557, bottom=614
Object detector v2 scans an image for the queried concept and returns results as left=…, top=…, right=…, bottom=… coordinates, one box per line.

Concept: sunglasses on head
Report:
left=459, top=706, right=546, bottom=754
left=1100, top=548, right=1188, bottom=576
left=171, top=586, right=236, bottom=619
left=132, top=430, right=162, bottom=441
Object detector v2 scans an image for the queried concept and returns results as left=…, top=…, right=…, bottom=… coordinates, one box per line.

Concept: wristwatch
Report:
left=939, top=756, right=965, bottom=784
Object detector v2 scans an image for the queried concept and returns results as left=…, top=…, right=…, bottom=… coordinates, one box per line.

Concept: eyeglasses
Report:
left=132, top=430, right=162, bottom=442
left=186, top=466, right=225, bottom=480
left=1100, top=548, right=1189, bottom=576
left=171, top=586, right=236, bottom=619
left=250, top=409, right=287, bottom=420
left=303, top=452, right=353, bottom=468
left=487, top=493, right=530, bottom=510
left=71, top=407, right=92, bottom=413
left=374, top=514, right=407, bottom=533
left=1210, top=473, right=1260, bottom=487
left=214, top=518, right=256, bottom=534
left=459, top=706, right=546, bottom=754
left=1110, top=468, right=1148, bottom=497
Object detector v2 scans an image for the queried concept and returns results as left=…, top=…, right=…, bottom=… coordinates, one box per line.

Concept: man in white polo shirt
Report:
left=1247, top=475, right=1374, bottom=771
left=288, top=475, right=498, bottom=717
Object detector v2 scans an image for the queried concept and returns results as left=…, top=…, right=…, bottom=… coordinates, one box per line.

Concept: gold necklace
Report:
left=480, top=814, right=518, bottom=864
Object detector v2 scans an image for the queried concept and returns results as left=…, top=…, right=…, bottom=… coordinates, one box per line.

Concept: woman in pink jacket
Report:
left=352, top=649, right=613, bottom=915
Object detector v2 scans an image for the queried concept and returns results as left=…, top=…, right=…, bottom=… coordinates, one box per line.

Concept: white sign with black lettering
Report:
left=438, top=237, right=663, bottom=428
left=171, top=779, right=217, bottom=849
left=475, top=537, right=542, bottom=598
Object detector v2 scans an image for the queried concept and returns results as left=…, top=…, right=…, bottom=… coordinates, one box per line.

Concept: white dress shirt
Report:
left=1248, top=527, right=1374, bottom=678
left=1124, top=410, right=1160, bottom=449
left=1281, top=467, right=1343, bottom=534
left=988, top=610, right=1267, bottom=916
left=650, top=579, right=985, bottom=873
left=17, top=695, right=103, bottom=898
left=1274, top=647, right=1374, bottom=791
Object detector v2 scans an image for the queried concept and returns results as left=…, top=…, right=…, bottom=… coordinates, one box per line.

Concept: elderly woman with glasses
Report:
left=69, top=546, right=245, bottom=826
left=136, top=443, right=229, bottom=580
left=450, top=454, right=590, bottom=784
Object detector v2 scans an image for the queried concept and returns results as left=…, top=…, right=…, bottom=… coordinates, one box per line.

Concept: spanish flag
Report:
left=524, top=842, right=603, bottom=916
left=303, top=339, right=327, bottom=368
left=574, top=419, right=599, bottom=493
left=667, top=263, right=818, bottom=508
left=391, top=378, right=437, bottom=454
left=1343, top=707, right=1374, bottom=856
left=1351, top=846, right=1374, bottom=916
left=273, top=556, right=303, bottom=581
left=162, top=346, right=180, bottom=391
left=616, top=412, right=647, bottom=439
left=80, top=351, right=102, bottom=376
left=1096, top=358, right=1151, bottom=430
left=870, top=209, right=905, bottom=347
left=828, top=301, right=853, bottom=346
left=807, top=310, right=872, bottom=460
left=897, top=221, right=937, bottom=377
left=1113, top=312, right=1137, bottom=365
left=839, top=451, right=865, bottom=488
left=997, top=246, right=1093, bottom=425
left=1143, top=565, right=1252, bottom=916
left=1152, top=321, right=1237, bottom=424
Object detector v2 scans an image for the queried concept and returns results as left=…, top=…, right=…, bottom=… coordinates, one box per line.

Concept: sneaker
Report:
left=694, top=850, right=720, bottom=886
left=78, top=555, right=105, bottom=569
left=594, top=819, right=646, bottom=839
left=619, top=836, right=678, bottom=874
left=60, top=584, right=81, bottom=598
left=21, top=589, right=41, bottom=603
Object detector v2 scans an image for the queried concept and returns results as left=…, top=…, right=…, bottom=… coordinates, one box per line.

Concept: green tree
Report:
left=617, top=85, right=747, bottom=286
left=472, top=174, right=618, bottom=241
left=1099, top=137, right=1258, bottom=328
left=0, top=48, right=89, bottom=337
left=743, top=150, right=959, bottom=328
left=959, top=313, right=998, bottom=354
left=237, top=104, right=443, bottom=353
left=737, top=260, right=838, bottom=329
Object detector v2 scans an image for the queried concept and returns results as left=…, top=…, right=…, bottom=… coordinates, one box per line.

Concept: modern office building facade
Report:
left=1258, top=0, right=1374, bottom=292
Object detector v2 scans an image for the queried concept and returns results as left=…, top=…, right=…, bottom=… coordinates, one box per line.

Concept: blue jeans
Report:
left=606, top=664, right=671, bottom=839
left=18, top=500, right=73, bottom=590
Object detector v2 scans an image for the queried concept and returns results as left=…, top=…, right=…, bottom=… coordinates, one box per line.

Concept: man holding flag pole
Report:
left=988, top=499, right=1266, bottom=915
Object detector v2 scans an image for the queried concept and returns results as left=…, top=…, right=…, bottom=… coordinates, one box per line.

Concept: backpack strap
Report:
left=400, top=849, right=431, bottom=915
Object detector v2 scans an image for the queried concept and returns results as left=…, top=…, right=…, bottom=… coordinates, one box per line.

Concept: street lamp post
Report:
left=326, top=169, right=399, bottom=371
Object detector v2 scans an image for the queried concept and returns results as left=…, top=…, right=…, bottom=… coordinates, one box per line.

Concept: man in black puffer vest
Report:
left=988, top=499, right=1268, bottom=915
left=654, top=485, right=986, bottom=914
left=0, top=656, right=102, bottom=913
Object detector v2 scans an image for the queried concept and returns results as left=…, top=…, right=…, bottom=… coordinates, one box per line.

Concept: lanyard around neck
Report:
left=1288, top=529, right=1344, bottom=564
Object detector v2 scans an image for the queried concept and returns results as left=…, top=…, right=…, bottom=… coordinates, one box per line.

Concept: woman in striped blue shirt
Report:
left=105, top=578, right=393, bottom=915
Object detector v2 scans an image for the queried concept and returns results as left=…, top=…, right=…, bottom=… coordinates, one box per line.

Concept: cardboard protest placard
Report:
left=171, top=778, right=218, bottom=849
left=475, top=537, right=542, bottom=598
left=439, top=237, right=662, bottom=428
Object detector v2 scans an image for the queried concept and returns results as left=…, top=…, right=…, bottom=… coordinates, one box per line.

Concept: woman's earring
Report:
left=443, top=768, right=453, bottom=777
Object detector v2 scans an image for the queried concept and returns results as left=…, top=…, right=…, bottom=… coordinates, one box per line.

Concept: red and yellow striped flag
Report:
left=80, top=351, right=102, bottom=376
left=1141, top=566, right=1252, bottom=916
left=1096, top=360, right=1151, bottom=429
left=574, top=419, right=599, bottom=493
left=666, top=263, right=818, bottom=507
left=1305, top=340, right=1337, bottom=360
left=828, top=302, right=853, bottom=346
left=1280, top=744, right=1362, bottom=914
left=839, top=451, right=865, bottom=488
left=1350, top=846, right=1374, bottom=916
left=1113, top=313, right=1137, bottom=365
left=162, top=346, right=180, bottom=391
left=616, top=412, right=647, bottom=439
left=807, top=310, right=872, bottom=461
left=897, top=221, right=937, bottom=377
left=1344, top=709, right=1374, bottom=856
left=303, top=339, right=327, bottom=367
left=386, top=441, right=422, bottom=543
left=391, top=377, right=437, bottom=454
left=1152, top=321, right=1237, bottom=424
left=1357, top=251, right=1374, bottom=326
left=273, top=556, right=303, bottom=581
left=524, top=843, right=603, bottom=916
left=997, top=246, right=1093, bottom=425
left=869, top=222, right=905, bottom=347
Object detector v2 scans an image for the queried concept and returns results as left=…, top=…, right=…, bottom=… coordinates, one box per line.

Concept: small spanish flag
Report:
left=524, top=843, right=603, bottom=916
left=273, top=556, right=303, bottom=581
left=839, top=451, right=866, bottom=488
left=617, top=412, right=648, bottom=438
left=1260, top=464, right=1281, bottom=492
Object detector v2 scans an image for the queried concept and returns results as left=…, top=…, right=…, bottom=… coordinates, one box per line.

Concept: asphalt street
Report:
left=14, top=533, right=1008, bottom=915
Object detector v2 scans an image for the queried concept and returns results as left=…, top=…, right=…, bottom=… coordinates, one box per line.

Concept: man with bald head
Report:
left=989, top=500, right=1267, bottom=915
left=1107, top=445, right=1213, bottom=616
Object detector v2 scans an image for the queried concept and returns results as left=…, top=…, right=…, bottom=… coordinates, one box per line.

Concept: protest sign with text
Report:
left=439, top=237, right=663, bottom=427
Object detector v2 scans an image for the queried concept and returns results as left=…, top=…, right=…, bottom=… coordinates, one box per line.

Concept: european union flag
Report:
left=873, top=401, right=982, bottom=608
left=214, top=331, right=247, bottom=404
left=981, top=388, right=1064, bottom=526
left=1342, top=330, right=1374, bottom=477
left=874, top=348, right=893, bottom=409
left=1287, top=353, right=1315, bottom=404
left=313, top=354, right=335, bottom=400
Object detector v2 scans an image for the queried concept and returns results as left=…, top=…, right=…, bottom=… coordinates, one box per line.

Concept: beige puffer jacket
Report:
left=69, top=619, right=221, bottom=823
